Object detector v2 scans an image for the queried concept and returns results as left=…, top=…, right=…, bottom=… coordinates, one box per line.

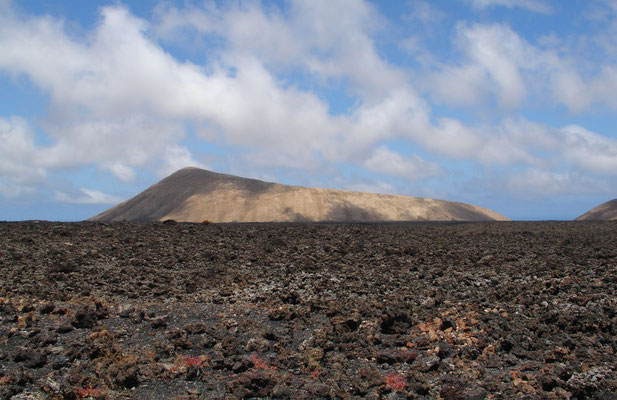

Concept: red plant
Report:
left=76, top=386, right=103, bottom=398
left=385, top=373, right=406, bottom=391
left=167, top=355, right=205, bottom=374
left=184, top=355, right=203, bottom=367
left=251, top=353, right=275, bottom=370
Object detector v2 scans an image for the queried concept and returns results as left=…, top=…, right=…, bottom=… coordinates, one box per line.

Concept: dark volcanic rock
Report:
left=13, top=349, right=47, bottom=368
left=71, top=306, right=96, bottom=329
left=0, top=220, right=616, bottom=398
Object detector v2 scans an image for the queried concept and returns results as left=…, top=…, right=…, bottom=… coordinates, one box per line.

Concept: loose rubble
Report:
left=0, top=221, right=616, bottom=399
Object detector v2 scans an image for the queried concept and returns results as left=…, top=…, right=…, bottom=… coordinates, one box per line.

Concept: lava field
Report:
left=0, top=221, right=616, bottom=399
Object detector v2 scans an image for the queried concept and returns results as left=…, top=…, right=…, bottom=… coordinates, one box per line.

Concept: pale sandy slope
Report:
left=90, top=167, right=509, bottom=222
left=576, top=199, right=617, bottom=221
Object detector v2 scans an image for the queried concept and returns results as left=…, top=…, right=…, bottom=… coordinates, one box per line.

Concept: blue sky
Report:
left=1, top=0, right=617, bottom=221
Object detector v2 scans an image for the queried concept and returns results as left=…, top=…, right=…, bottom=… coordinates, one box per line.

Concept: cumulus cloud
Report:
left=101, top=163, right=137, bottom=184
left=499, top=122, right=617, bottom=196
left=364, top=146, right=443, bottom=180
left=561, top=125, right=617, bottom=174
left=153, top=0, right=405, bottom=99
left=0, top=117, right=46, bottom=197
left=38, top=117, right=184, bottom=171
left=157, top=145, right=207, bottom=178
left=1, top=0, right=617, bottom=210
left=547, top=64, right=617, bottom=113
left=429, top=21, right=617, bottom=113
left=429, top=23, right=537, bottom=108
left=0, top=0, right=422, bottom=181
left=0, top=5, right=197, bottom=182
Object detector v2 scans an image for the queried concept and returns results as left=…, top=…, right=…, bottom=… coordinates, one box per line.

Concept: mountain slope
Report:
left=575, top=199, right=617, bottom=221
left=90, top=167, right=509, bottom=222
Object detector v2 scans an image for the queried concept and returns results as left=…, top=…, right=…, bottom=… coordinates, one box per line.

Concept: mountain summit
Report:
left=576, top=199, right=617, bottom=221
left=90, top=167, right=509, bottom=222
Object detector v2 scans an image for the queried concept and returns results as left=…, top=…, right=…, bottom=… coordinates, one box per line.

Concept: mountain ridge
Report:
left=575, top=199, right=617, bottom=221
left=90, top=167, right=509, bottom=222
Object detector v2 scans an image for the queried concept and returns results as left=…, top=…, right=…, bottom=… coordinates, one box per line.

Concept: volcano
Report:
left=90, top=167, right=509, bottom=222
left=576, top=199, right=617, bottom=221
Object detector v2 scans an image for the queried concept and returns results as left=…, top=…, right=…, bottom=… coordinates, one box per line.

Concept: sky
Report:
left=1, top=0, right=617, bottom=221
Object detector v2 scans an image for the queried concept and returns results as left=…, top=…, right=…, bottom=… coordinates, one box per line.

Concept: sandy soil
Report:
left=0, top=221, right=616, bottom=399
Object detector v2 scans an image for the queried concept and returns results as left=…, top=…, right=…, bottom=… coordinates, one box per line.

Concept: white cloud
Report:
left=153, top=0, right=405, bottom=99
left=54, top=188, right=124, bottom=204
left=364, top=146, right=443, bottom=179
left=426, top=118, right=484, bottom=158
left=102, top=163, right=136, bottom=183
left=429, top=20, right=617, bottom=113
left=427, top=64, right=487, bottom=106
left=0, top=5, right=197, bottom=176
left=240, top=149, right=325, bottom=170
left=500, top=122, right=617, bottom=196
left=590, top=66, right=617, bottom=109
left=157, top=145, right=207, bottom=178
left=546, top=63, right=617, bottom=113
left=0, top=4, right=353, bottom=173
left=468, top=0, right=553, bottom=14
left=38, top=117, right=185, bottom=171
left=561, top=125, right=617, bottom=174
left=0, top=117, right=45, bottom=196
left=430, top=23, right=536, bottom=108
left=550, top=70, right=591, bottom=112
left=3, top=1, right=604, bottom=191
left=1, top=0, right=617, bottom=208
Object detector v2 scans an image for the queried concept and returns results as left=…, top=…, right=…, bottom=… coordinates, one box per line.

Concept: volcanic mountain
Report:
left=90, top=167, right=509, bottom=222
left=575, top=199, right=617, bottom=221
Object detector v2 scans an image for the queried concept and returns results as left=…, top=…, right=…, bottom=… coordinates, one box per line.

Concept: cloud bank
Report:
left=0, top=0, right=617, bottom=217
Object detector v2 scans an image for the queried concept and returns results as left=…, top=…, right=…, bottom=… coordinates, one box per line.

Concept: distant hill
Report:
left=575, top=199, right=617, bottom=221
left=89, top=167, right=509, bottom=223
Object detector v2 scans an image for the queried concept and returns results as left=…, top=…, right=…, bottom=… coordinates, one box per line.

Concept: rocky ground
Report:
left=0, top=221, right=616, bottom=399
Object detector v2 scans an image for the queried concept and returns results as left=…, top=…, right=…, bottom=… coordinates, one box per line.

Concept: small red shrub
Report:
left=184, top=355, right=203, bottom=367
left=76, top=386, right=103, bottom=398
left=385, top=373, right=406, bottom=391
left=251, top=353, right=275, bottom=370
